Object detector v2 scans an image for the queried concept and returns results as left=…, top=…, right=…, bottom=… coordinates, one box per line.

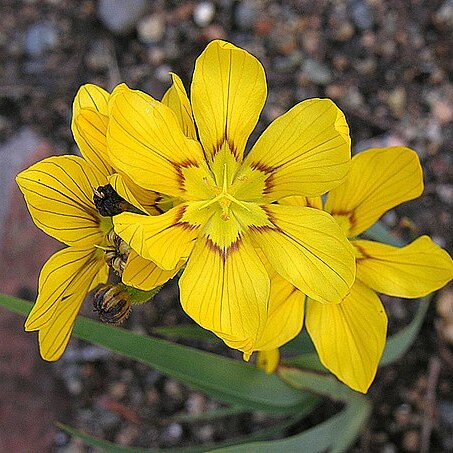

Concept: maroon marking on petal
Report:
left=205, top=235, right=242, bottom=264
left=228, top=140, right=239, bottom=161
left=263, top=173, right=276, bottom=195
left=179, top=158, right=200, bottom=168
left=174, top=159, right=203, bottom=194
left=330, top=209, right=356, bottom=230
left=260, top=205, right=279, bottom=227
left=352, top=242, right=371, bottom=261
left=250, top=161, right=276, bottom=173
left=173, top=204, right=188, bottom=223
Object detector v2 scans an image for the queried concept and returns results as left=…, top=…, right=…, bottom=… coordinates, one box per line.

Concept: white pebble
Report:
left=193, top=2, right=216, bottom=27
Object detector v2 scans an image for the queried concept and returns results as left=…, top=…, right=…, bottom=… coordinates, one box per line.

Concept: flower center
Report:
left=199, top=163, right=250, bottom=221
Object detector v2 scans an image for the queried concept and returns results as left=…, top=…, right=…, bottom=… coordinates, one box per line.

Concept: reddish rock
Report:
left=0, top=129, right=70, bottom=452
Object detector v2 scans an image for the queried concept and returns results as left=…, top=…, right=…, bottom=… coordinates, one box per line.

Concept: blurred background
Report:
left=0, top=0, right=452, bottom=451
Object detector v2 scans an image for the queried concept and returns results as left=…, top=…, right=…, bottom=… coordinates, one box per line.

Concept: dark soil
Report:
left=1, top=1, right=452, bottom=451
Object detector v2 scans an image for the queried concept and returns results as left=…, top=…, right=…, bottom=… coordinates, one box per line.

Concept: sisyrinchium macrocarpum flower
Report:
left=255, top=146, right=453, bottom=393
left=15, top=84, right=179, bottom=361
left=107, top=39, right=356, bottom=356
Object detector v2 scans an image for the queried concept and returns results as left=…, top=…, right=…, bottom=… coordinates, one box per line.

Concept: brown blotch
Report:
left=173, top=159, right=201, bottom=193
left=352, top=243, right=371, bottom=261
left=331, top=209, right=357, bottom=229
left=250, top=161, right=276, bottom=173
left=173, top=204, right=188, bottom=224
left=263, top=173, right=276, bottom=195
left=179, top=158, right=200, bottom=168
left=248, top=224, right=277, bottom=234
left=260, top=205, right=279, bottom=227
left=205, top=235, right=242, bottom=264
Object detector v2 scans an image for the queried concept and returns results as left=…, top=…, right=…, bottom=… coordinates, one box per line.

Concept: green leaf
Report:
left=380, top=294, right=431, bottom=366
left=282, top=352, right=326, bottom=371
left=57, top=406, right=315, bottom=453
left=213, top=367, right=371, bottom=453
left=363, top=222, right=405, bottom=247
left=0, top=294, right=317, bottom=414
left=277, top=367, right=355, bottom=402
left=152, top=324, right=220, bottom=343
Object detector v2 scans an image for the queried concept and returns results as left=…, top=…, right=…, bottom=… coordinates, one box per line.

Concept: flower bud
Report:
left=93, top=184, right=131, bottom=217
left=93, top=284, right=132, bottom=324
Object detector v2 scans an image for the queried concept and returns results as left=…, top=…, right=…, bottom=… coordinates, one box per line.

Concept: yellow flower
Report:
left=258, top=146, right=453, bottom=392
left=15, top=85, right=177, bottom=361
left=107, top=40, right=356, bottom=355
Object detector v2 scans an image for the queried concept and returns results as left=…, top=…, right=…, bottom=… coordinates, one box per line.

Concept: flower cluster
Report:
left=17, top=40, right=453, bottom=392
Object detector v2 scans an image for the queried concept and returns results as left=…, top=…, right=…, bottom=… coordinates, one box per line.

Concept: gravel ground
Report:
left=0, top=0, right=452, bottom=451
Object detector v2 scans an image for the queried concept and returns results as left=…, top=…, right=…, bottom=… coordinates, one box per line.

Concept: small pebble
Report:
left=435, top=0, right=453, bottom=27
left=109, top=381, right=127, bottom=400
left=432, top=100, right=453, bottom=124
left=301, top=59, right=333, bottom=85
left=333, top=21, right=355, bottom=41
left=163, top=423, right=183, bottom=444
left=137, top=14, right=165, bottom=44
left=155, top=64, right=172, bottom=83
left=98, top=0, right=148, bottom=35
left=437, top=288, right=453, bottom=321
left=193, top=2, right=215, bottom=27
left=436, top=184, right=453, bottom=205
left=195, top=424, right=215, bottom=442
left=85, top=40, right=111, bottom=71
left=387, top=87, right=406, bottom=118
left=186, top=393, right=207, bottom=414
left=402, top=430, right=419, bottom=452
left=235, top=0, right=258, bottom=29
left=394, top=403, right=412, bottom=426
left=350, top=0, right=375, bottom=30
left=438, top=400, right=453, bottom=426
left=165, top=379, right=184, bottom=400
left=25, top=22, right=58, bottom=57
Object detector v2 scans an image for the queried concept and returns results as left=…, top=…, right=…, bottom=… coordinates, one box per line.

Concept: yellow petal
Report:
left=162, top=73, right=197, bottom=140
left=25, top=247, right=107, bottom=361
left=354, top=237, right=453, bottom=298
left=325, top=147, right=423, bottom=237
left=244, top=98, right=351, bottom=201
left=108, top=173, right=162, bottom=215
left=279, top=195, right=323, bottom=209
left=73, top=83, right=109, bottom=117
left=250, top=204, right=356, bottom=304
left=179, top=234, right=270, bottom=354
left=16, top=155, right=107, bottom=247
left=191, top=40, right=266, bottom=160
left=107, top=83, right=205, bottom=197
left=71, top=84, right=113, bottom=177
left=256, top=349, right=280, bottom=374
left=306, top=280, right=388, bottom=393
left=122, top=250, right=183, bottom=291
left=113, top=204, right=198, bottom=270
left=254, top=268, right=305, bottom=351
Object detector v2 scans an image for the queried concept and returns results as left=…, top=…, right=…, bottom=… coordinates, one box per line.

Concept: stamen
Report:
left=93, top=187, right=105, bottom=198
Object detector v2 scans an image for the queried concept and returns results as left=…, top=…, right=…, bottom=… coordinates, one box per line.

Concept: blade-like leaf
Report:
left=363, top=222, right=405, bottom=247
left=57, top=406, right=314, bottom=453
left=282, top=353, right=326, bottom=371
left=0, top=294, right=317, bottom=414
left=152, top=324, right=219, bottom=343
left=380, top=295, right=431, bottom=366
left=213, top=367, right=371, bottom=453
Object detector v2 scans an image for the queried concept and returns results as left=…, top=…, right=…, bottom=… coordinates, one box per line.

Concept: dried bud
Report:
left=104, top=230, right=131, bottom=276
left=93, top=284, right=132, bottom=324
left=93, top=184, right=130, bottom=217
